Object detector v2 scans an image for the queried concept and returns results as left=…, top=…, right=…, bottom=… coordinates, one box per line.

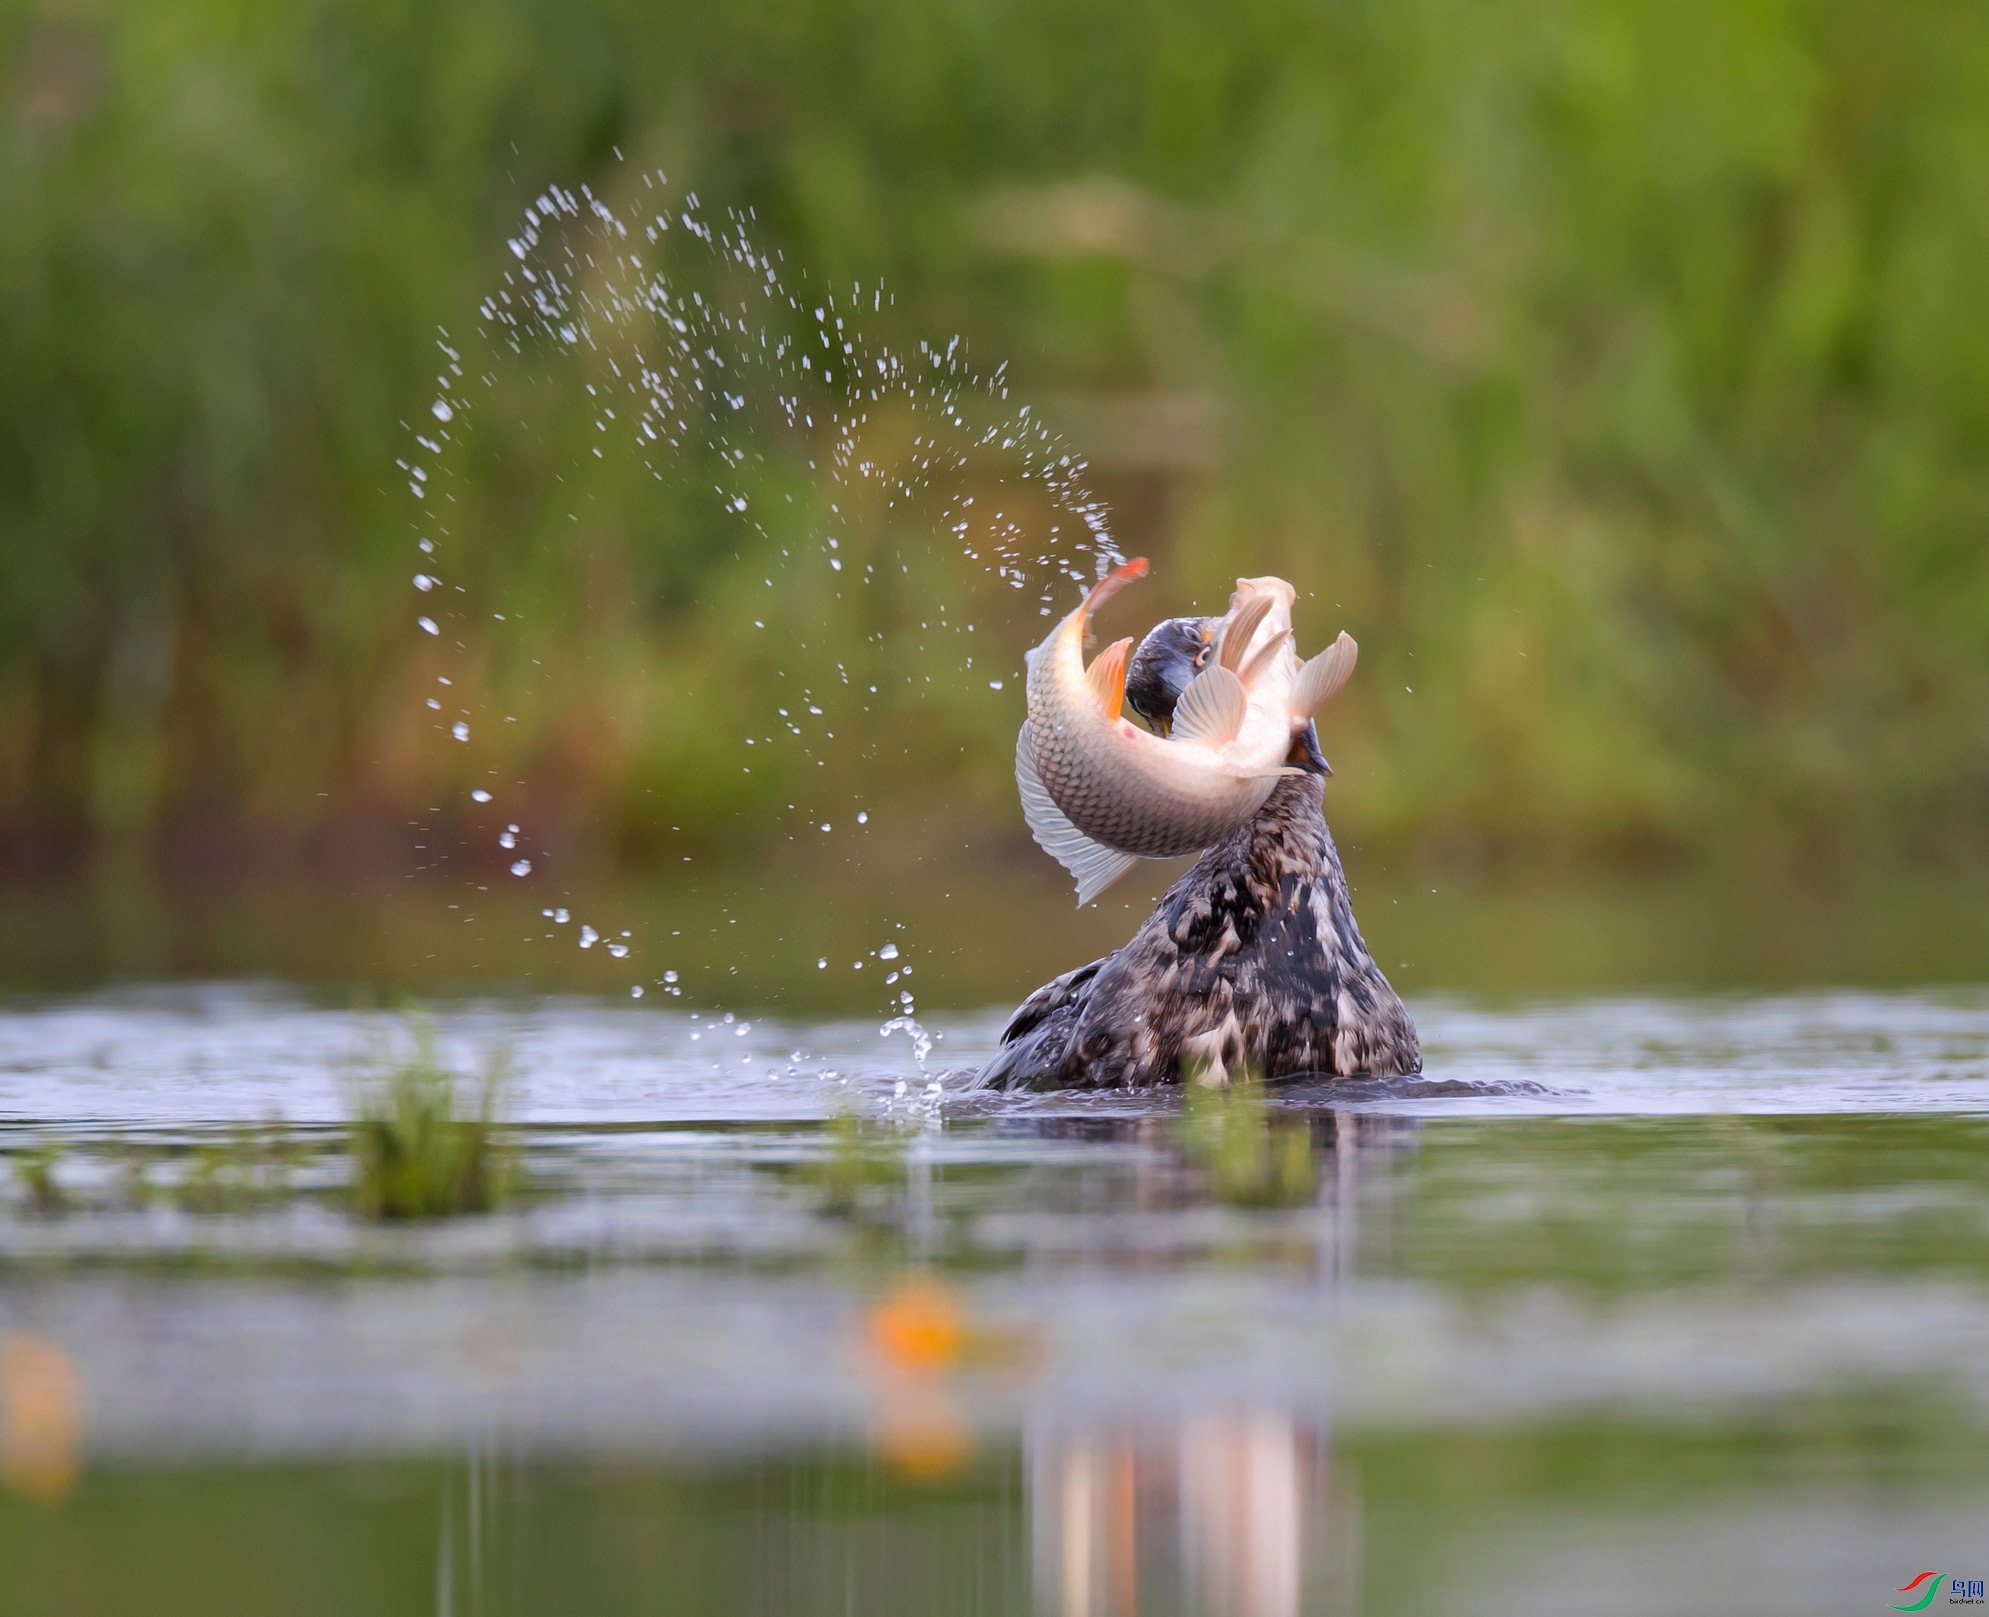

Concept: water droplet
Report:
left=553, top=908, right=570, bottom=924
left=816, top=958, right=828, bottom=970
left=451, top=722, right=469, bottom=742
left=878, top=943, right=899, bottom=960
left=414, top=574, right=435, bottom=591
left=510, top=859, right=531, bottom=877
left=418, top=617, right=439, bottom=636
left=608, top=942, right=629, bottom=958
left=471, top=789, right=492, bottom=803
left=432, top=399, right=454, bottom=422
left=819, top=823, right=831, bottom=833
left=498, top=832, right=516, bottom=849
left=630, top=985, right=643, bottom=998
left=663, top=970, right=679, bottom=984
left=989, top=679, right=1003, bottom=690
left=856, top=812, right=868, bottom=824
left=579, top=925, right=598, bottom=948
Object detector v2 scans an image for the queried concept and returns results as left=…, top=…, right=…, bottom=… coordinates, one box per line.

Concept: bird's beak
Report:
left=1287, top=721, right=1331, bottom=776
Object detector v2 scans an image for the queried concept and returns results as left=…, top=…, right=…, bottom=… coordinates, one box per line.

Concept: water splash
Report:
left=879, top=1009, right=947, bottom=1123
left=395, top=162, right=1122, bottom=1057
left=879, top=1015, right=933, bottom=1071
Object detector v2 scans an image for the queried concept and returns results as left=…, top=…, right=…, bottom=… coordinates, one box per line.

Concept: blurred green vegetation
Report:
left=348, top=1024, right=511, bottom=1218
left=3, top=0, right=1987, bottom=900
left=1178, top=1069, right=1317, bottom=1207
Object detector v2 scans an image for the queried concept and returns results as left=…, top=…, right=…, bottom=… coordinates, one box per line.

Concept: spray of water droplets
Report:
left=397, top=167, right=1123, bottom=1088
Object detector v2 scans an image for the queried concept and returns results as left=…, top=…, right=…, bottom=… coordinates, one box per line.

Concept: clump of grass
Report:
left=349, top=1023, right=512, bottom=1219
left=11, top=1142, right=66, bottom=1216
left=812, top=1104, right=908, bottom=1218
left=1178, top=1067, right=1316, bottom=1209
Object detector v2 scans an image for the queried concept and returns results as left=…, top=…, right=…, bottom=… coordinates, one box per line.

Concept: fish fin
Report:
left=1294, top=631, right=1358, bottom=716
left=1084, top=637, right=1134, bottom=720
left=1170, top=664, right=1248, bottom=747
left=1212, top=592, right=1275, bottom=672
left=1078, top=557, right=1149, bottom=623
left=1016, top=725, right=1141, bottom=906
left=1239, top=629, right=1294, bottom=686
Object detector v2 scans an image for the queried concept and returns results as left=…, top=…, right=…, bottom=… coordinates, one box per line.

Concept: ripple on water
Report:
left=2, top=984, right=1987, bottom=1126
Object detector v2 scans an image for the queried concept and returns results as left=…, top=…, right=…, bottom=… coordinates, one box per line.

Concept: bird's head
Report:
left=1125, top=613, right=1331, bottom=775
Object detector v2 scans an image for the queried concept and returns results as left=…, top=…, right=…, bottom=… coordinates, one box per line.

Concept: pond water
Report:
left=4, top=986, right=1989, bottom=1616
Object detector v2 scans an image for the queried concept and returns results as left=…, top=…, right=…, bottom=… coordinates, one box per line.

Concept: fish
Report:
left=1017, top=557, right=1358, bottom=904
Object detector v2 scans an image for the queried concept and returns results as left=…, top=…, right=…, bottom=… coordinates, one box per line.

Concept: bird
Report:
left=978, top=611, right=1420, bottom=1090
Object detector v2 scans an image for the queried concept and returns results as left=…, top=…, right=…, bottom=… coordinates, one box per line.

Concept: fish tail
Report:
left=1079, top=556, right=1148, bottom=623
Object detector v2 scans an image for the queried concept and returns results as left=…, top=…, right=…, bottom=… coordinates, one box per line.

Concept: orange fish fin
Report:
left=1084, top=637, right=1134, bottom=719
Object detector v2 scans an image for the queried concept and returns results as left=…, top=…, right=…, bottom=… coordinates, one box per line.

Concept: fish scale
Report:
left=1028, top=717, right=1244, bottom=857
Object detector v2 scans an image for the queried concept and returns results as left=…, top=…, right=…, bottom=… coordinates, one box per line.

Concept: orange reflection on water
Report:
left=1, top=1332, right=82, bottom=1505
left=862, top=1278, right=973, bottom=1478
left=865, top=1279, right=965, bottom=1373
left=861, top=1277, right=1043, bottom=1482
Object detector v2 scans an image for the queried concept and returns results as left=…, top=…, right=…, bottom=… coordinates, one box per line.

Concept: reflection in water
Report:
left=1017, top=1109, right=1397, bottom=1616
left=1030, top=1409, right=1350, bottom=1617
left=863, top=1278, right=976, bottom=1479
left=1177, top=1077, right=1318, bottom=1209
left=1179, top=1411, right=1305, bottom=1617
left=9, top=1076, right=1989, bottom=1615
left=861, top=1275, right=1047, bottom=1481
left=0, top=1332, right=82, bottom=1505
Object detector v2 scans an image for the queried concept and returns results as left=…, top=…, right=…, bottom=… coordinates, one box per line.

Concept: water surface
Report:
left=3, top=987, right=1987, bottom=1616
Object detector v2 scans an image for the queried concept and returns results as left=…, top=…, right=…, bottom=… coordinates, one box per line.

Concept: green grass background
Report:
left=4, top=0, right=1987, bottom=905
